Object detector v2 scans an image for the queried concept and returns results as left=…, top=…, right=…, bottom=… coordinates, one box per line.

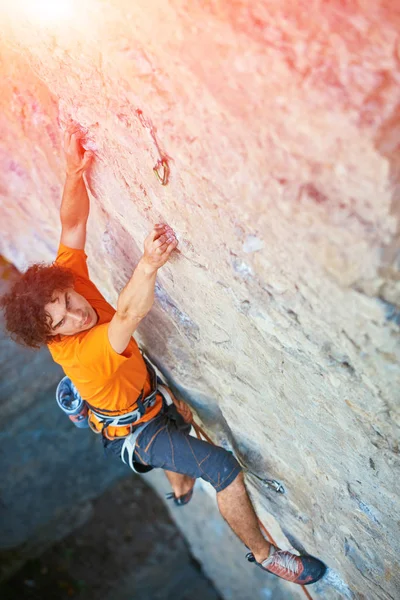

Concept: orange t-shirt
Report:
left=48, top=244, right=162, bottom=436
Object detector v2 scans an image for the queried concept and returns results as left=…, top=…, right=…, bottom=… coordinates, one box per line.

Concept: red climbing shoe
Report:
left=166, top=486, right=195, bottom=507
left=246, top=545, right=326, bottom=585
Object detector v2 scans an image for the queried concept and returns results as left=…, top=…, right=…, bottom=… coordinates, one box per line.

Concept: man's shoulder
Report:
left=55, top=244, right=114, bottom=313
left=49, top=322, right=108, bottom=365
left=59, top=322, right=131, bottom=376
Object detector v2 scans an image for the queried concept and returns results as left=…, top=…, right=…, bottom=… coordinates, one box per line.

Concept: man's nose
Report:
left=67, top=310, right=82, bottom=323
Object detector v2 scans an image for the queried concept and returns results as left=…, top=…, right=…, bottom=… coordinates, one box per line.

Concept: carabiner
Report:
left=153, top=158, right=170, bottom=186
left=262, top=478, right=286, bottom=494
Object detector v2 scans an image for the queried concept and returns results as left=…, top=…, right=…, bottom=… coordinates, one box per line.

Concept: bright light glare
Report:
left=15, top=0, right=75, bottom=23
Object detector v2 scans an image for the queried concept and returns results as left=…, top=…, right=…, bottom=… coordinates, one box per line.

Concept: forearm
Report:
left=108, top=224, right=177, bottom=354
left=116, top=258, right=158, bottom=322
left=60, top=172, right=90, bottom=227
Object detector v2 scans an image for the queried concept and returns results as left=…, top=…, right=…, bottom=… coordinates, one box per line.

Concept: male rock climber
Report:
left=1, top=128, right=326, bottom=586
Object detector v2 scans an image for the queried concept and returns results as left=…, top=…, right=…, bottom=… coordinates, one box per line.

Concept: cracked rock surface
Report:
left=0, top=2, right=399, bottom=599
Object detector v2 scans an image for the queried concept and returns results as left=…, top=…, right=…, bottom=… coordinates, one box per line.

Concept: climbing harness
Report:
left=55, top=357, right=160, bottom=440
left=87, top=391, right=157, bottom=439
left=55, top=357, right=169, bottom=472
left=119, top=382, right=174, bottom=474
left=119, top=421, right=152, bottom=474
left=85, top=357, right=159, bottom=440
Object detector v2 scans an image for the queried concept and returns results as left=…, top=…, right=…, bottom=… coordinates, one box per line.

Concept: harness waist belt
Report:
left=90, top=389, right=158, bottom=428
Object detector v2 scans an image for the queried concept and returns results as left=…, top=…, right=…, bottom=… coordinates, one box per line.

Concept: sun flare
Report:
left=14, top=0, right=75, bottom=23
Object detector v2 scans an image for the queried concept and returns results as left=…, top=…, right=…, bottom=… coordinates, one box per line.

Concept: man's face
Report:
left=45, top=288, right=98, bottom=337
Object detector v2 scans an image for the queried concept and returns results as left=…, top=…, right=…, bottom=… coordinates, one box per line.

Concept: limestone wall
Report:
left=0, top=2, right=399, bottom=599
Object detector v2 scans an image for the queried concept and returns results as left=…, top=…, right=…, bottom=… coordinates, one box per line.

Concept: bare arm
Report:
left=60, top=129, right=93, bottom=250
left=108, top=224, right=178, bottom=354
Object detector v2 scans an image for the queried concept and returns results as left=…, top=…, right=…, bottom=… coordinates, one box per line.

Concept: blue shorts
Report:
left=103, top=404, right=241, bottom=492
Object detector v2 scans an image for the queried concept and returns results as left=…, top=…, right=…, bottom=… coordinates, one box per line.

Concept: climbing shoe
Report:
left=166, top=486, right=195, bottom=506
left=246, top=545, right=326, bottom=585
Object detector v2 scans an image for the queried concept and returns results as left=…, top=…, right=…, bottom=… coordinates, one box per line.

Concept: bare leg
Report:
left=164, top=470, right=195, bottom=497
left=217, top=472, right=271, bottom=562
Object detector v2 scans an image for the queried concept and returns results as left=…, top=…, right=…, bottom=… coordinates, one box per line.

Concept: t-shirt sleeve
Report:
left=54, top=243, right=114, bottom=314
left=78, top=322, right=135, bottom=375
left=55, top=243, right=90, bottom=280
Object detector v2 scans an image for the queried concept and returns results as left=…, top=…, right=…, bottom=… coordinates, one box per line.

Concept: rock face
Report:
left=0, top=2, right=399, bottom=599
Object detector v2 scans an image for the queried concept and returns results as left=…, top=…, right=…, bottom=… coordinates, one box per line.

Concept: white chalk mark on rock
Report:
left=243, top=235, right=264, bottom=253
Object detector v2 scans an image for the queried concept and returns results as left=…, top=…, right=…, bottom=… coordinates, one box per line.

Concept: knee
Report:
left=214, top=449, right=242, bottom=492
left=222, top=447, right=241, bottom=472
left=234, top=469, right=244, bottom=483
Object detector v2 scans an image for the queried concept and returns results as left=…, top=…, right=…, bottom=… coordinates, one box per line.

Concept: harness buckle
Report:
left=103, top=423, right=134, bottom=441
left=88, top=417, right=103, bottom=435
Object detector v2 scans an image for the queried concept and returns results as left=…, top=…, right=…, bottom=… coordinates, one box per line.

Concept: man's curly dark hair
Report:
left=0, top=263, right=75, bottom=348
